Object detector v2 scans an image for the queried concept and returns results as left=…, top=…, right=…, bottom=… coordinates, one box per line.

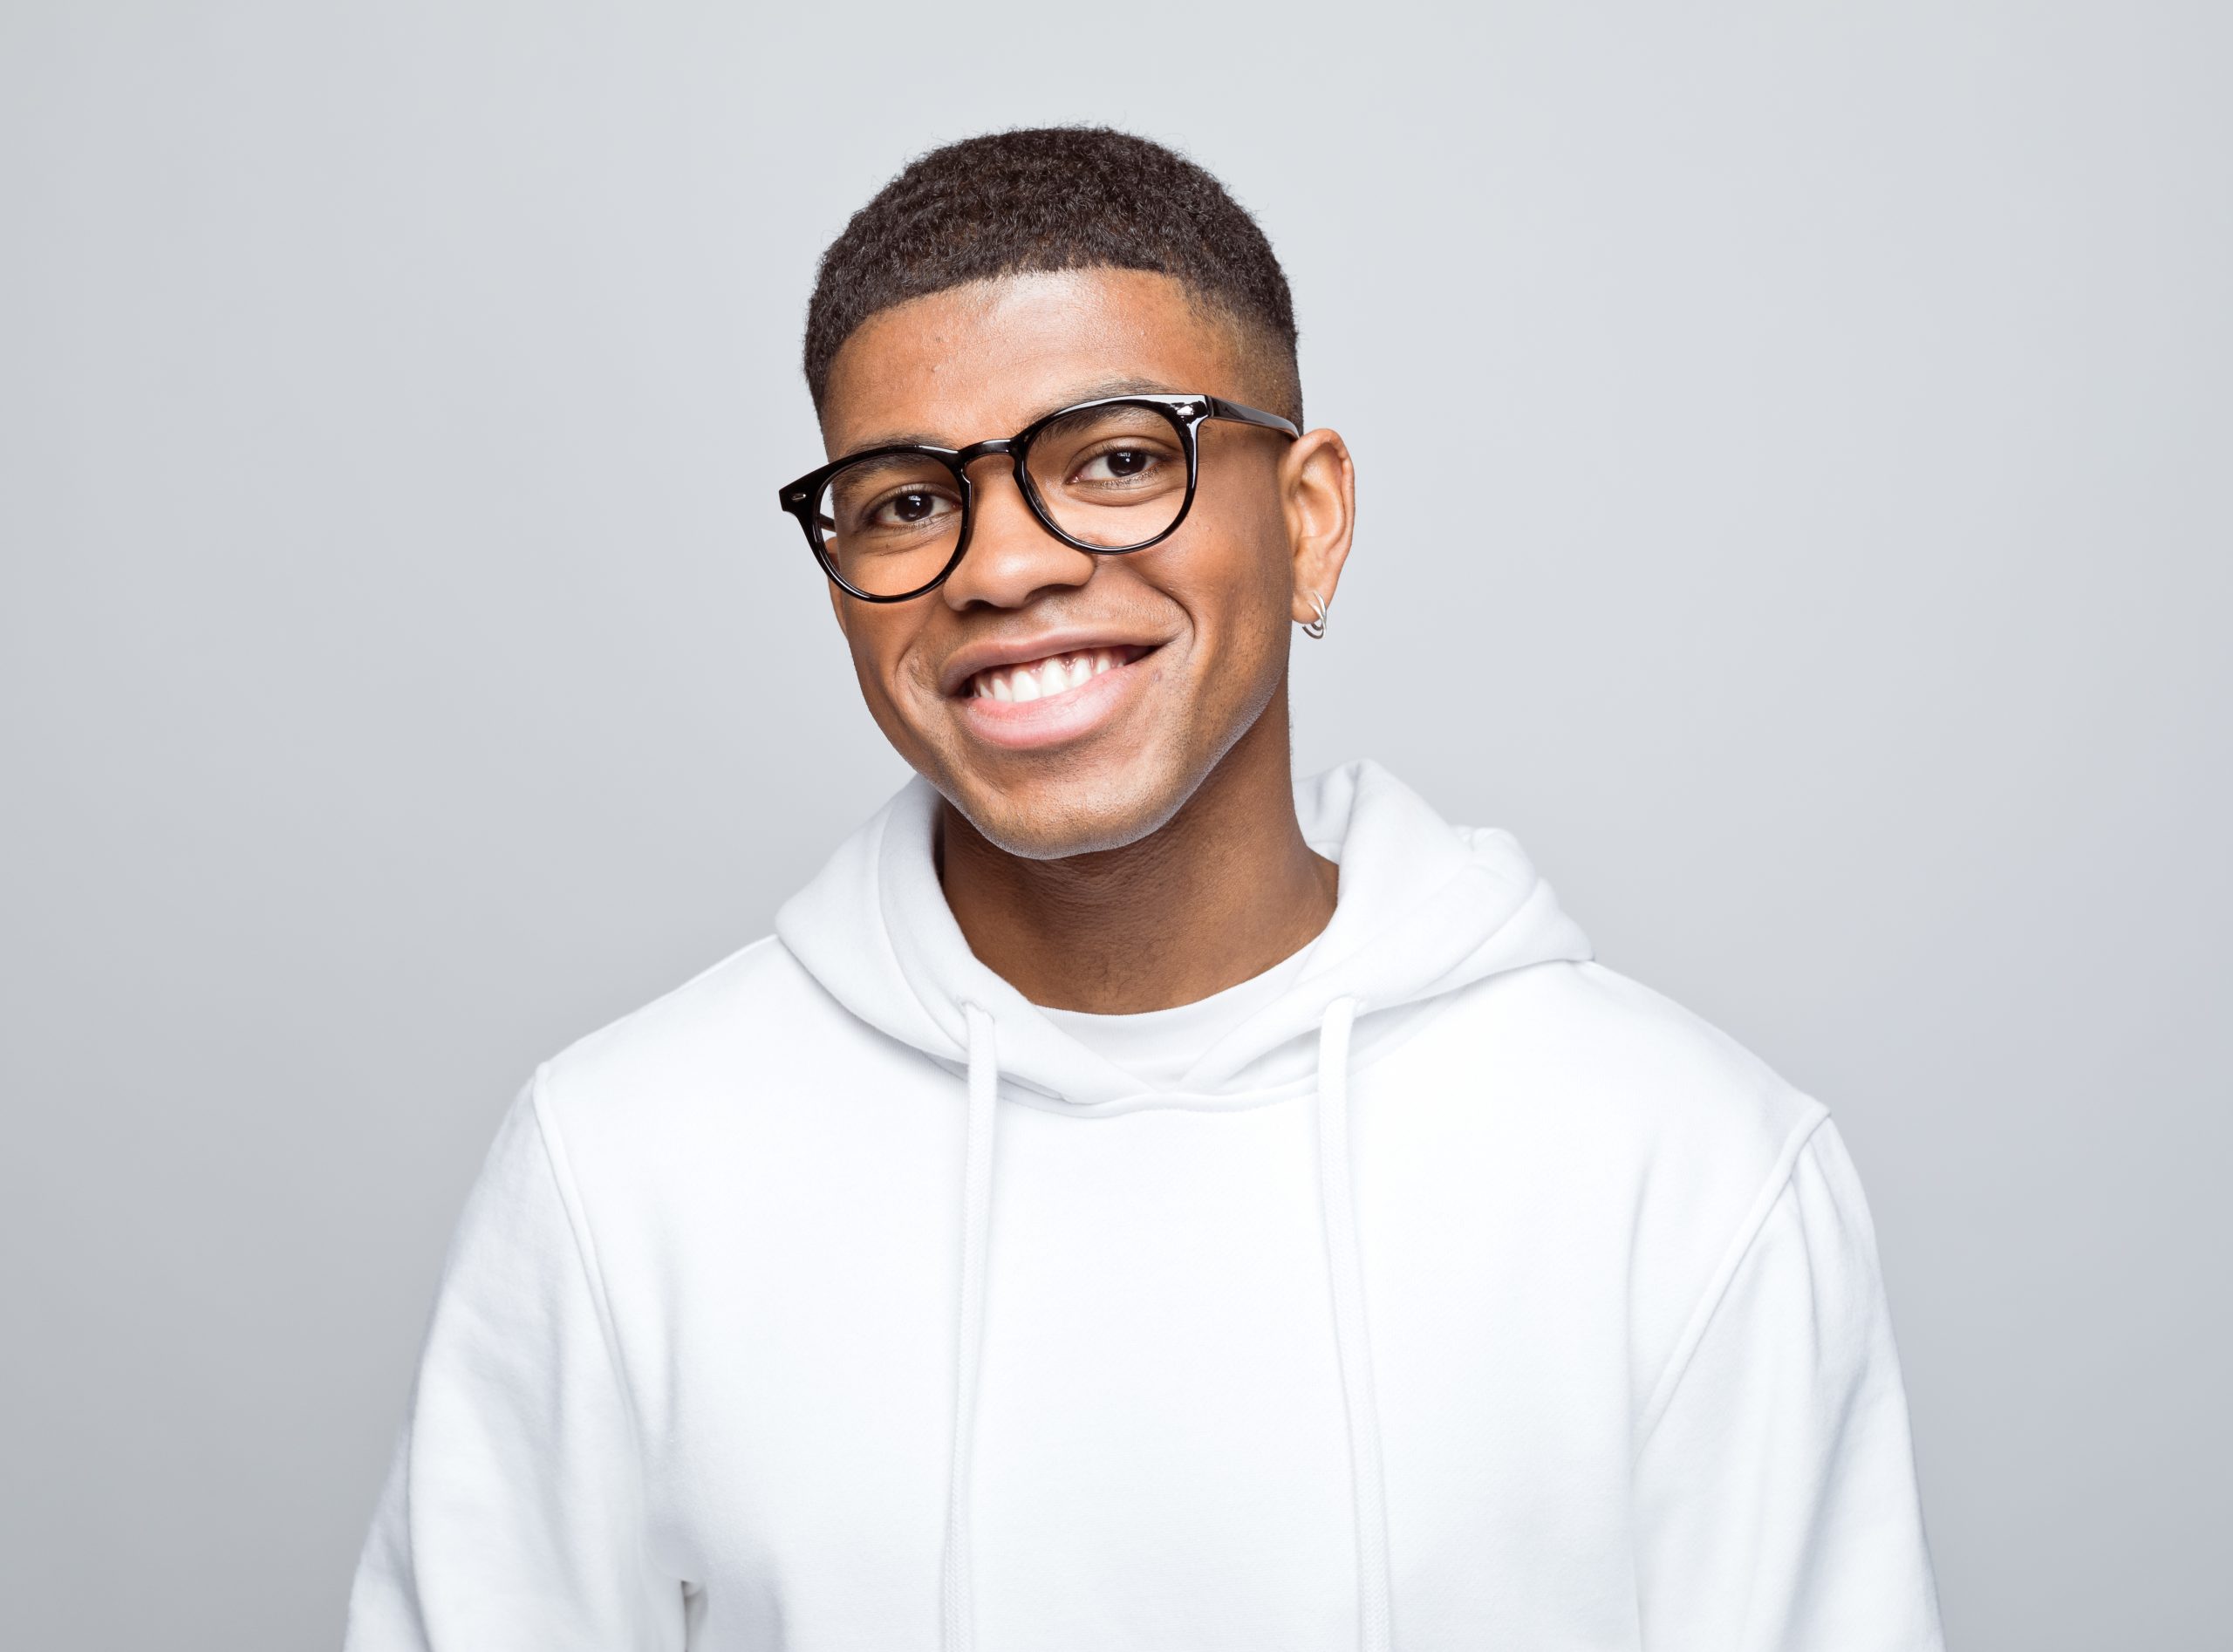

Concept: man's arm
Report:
left=1632, top=1118, right=1946, bottom=1650
left=345, top=1071, right=682, bottom=1651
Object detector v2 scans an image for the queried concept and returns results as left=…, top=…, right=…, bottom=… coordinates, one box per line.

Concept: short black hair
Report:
left=803, top=126, right=1302, bottom=426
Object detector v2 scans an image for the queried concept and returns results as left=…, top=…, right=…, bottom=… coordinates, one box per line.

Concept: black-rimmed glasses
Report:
left=776, top=393, right=1301, bottom=602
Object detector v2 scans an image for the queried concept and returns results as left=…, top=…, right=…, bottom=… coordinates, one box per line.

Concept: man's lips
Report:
left=938, top=629, right=1165, bottom=699
left=956, top=644, right=1151, bottom=704
left=944, top=638, right=1166, bottom=753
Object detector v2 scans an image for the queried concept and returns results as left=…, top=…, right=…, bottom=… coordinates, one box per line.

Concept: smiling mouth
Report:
left=963, top=645, right=1152, bottom=703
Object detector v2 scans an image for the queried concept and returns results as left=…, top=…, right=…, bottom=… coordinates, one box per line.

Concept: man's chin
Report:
left=936, top=756, right=1196, bottom=863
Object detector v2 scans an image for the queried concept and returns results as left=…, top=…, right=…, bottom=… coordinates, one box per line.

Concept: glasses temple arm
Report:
left=1205, top=396, right=1301, bottom=438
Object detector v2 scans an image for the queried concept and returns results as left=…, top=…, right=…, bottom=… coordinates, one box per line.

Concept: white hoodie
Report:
left=346, top=760, right=1944, bottom=1651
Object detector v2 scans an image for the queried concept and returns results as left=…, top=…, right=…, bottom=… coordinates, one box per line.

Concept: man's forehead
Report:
left=831, top=376, right=1192, bottom=455
left=817, top=269, right=1244, bottom=454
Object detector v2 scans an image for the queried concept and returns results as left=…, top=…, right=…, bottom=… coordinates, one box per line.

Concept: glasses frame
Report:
left=776, top=392, right=1301, bottom=603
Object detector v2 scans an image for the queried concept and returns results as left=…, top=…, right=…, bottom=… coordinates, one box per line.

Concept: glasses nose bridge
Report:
left=953, top=434, right=1023, bottom=476
left=952, top=434, right=1044, bottom=537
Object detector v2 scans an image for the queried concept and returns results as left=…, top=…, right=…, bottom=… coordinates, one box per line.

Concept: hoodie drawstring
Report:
left=941, top=997, right=1391, bottom=1652
left=945, top=1002, right=1000, bottom=1652
left=1316, top=994, right=1394, bottom=1652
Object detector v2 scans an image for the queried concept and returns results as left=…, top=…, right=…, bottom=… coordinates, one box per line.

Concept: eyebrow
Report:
left=837, top=376, right=1185, bottom=460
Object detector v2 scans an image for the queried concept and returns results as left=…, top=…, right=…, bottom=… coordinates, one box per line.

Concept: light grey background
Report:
left=3, top=3, right=2227, bottom=1646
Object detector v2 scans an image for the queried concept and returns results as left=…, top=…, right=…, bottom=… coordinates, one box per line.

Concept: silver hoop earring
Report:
left=1300, top=589, right=1328, bottom=639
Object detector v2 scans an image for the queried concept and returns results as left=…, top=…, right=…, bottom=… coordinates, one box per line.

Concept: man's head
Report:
left=806, top=127, right=1305, bottom=430
left=797, top=127, right=1354, bottom=859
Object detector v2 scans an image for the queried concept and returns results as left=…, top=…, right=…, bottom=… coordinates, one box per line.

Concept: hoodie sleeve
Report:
left=1631, top=1117, right=1945, bottom=1651
left=344, top=1070, right=684, bottom=1652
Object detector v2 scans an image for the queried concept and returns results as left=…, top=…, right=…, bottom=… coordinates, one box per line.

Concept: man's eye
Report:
left=871, top=490, right=954, bottom=527
left=1078, top=448, right=1159, bottom=482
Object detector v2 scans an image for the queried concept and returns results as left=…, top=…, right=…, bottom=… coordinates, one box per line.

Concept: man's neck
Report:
left=936, top=696, right=1338, bottom=1014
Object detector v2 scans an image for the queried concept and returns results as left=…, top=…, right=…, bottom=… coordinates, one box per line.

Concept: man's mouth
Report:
left=963, top=645, right=1151, bottom=703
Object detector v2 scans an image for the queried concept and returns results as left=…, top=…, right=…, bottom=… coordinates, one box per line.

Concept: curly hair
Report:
left=803, top=126, right=1302, bottom=426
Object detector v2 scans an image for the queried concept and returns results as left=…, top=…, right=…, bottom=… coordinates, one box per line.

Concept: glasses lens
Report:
left=815, top=453, right=965, bottom=597
left=1024, top=403, right=1191, bottom=550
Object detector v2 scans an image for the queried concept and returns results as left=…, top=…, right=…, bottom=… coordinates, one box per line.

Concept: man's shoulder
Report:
left=529, top=933, right=852, bottom=1137
left=1443, top=958, right=1874, bottom=1423
left=1453, top=955, right=1830, bottom=1174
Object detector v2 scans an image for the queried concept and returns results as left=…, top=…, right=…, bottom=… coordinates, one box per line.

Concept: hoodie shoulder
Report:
left=1478, top=955, right=1828, bottom=1164
left=1426, top=956, right=1836, bottom=1408
left=532, top=933, right=860, bottom=1146
left=547, top=930, right=791, bottom=1064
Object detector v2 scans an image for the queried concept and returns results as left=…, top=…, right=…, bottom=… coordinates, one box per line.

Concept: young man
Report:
left=346, top=128, right=1944, bottom=1650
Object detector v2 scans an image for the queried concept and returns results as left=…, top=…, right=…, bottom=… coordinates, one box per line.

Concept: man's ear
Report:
left=1281, top=427, right=1356, bottom=626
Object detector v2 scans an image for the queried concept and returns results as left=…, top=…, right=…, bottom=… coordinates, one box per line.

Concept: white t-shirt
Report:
left=1034, top=939, right=1318, bottom=1089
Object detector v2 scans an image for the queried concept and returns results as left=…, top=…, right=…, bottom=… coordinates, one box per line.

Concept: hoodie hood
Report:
left=776, top=757, right=1593, bottom=1109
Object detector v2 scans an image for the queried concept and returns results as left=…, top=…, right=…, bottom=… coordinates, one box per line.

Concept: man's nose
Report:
left=939, top=456, right=1097, bottom=611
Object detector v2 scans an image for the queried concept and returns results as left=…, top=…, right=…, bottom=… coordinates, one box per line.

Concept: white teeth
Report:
left=968, top=646, right=1137, bottom=703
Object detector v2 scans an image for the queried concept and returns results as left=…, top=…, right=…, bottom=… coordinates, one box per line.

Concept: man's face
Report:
left=816, top=268, right=1349, bottom=858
